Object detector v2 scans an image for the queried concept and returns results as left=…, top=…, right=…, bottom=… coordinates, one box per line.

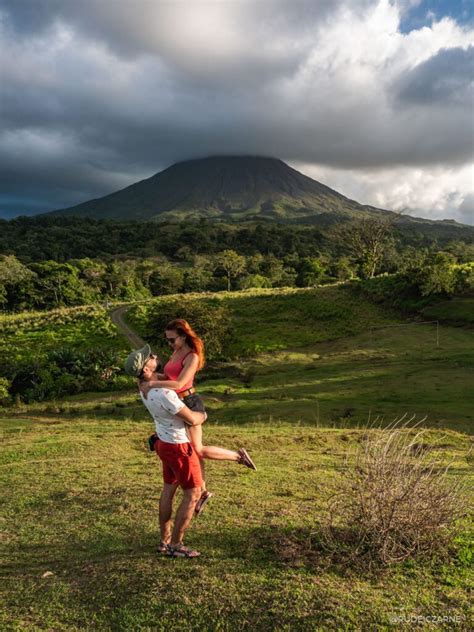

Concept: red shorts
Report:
left=154, top=439, right=203, bottom=490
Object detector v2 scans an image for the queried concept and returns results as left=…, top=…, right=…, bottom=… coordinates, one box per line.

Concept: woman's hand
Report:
left=140, top=382, right=153, bottom=398
left=138, top=379, right=153, bottom=400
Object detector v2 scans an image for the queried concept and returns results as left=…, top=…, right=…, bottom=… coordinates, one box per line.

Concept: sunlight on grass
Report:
left=1, top=288, right=473, bottom=629
left=1, top=416, right=472, bottom=630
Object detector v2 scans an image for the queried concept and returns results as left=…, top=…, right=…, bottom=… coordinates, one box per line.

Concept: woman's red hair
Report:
left=166, top=319, right=205, bottom=370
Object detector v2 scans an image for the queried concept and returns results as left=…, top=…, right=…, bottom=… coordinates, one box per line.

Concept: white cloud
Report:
left=295, top=161, right=474, bottom=224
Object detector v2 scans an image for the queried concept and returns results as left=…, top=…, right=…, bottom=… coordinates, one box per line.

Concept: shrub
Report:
left=325, top=417, right=468, bottom=566
left=8, top=347, right=123, bottom=402
left=238, top=274, right=272, bottom=290
left=453, top=262, right=474, bottom=294
left=356, top=274, right=432, bottom=312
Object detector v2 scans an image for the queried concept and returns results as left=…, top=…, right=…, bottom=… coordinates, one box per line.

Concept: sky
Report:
left=0, top=0, right=473, bottom=224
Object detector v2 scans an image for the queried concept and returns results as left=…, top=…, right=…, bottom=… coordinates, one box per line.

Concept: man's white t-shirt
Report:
left=140, top=388, right=188, bottom=444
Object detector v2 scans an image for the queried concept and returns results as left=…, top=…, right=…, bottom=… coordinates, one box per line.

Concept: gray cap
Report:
left=124, top=344, right=152, bottom=377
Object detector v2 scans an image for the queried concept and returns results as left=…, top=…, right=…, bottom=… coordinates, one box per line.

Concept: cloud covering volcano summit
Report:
left=1, top=0, right=473, bottom=222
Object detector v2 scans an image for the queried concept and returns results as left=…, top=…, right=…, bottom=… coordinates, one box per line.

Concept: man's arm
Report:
left=175, top=405, right=206, bottom=427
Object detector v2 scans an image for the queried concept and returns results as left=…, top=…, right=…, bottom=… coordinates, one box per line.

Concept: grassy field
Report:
left=126, top=285, right=402, bottom=357
left=1, top=287, right=473, bottom=629
left=1, top=416, right=472, bottom=631
left=421, top=296, right=474, bottom=326
left=0, top=305, right=128, bottom=365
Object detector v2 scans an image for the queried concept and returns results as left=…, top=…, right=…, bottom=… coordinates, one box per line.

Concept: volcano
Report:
left=48, top=155, right=389, bottom=223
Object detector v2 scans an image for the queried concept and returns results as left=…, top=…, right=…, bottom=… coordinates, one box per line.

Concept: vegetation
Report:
left=1, top=281, right=472, bottom=629
left=326, top=417, right=469, bottom=566
left=1, top=213, right=472, bottom=314
left=126, top=285, right=400, bottom=360
left=421, top=297, right=474, bottom=325
left=1, top=415, right=471, bottom=630
left=356, top=260, right=473, bottom=313
left=0, top=306, right=129, bottom=403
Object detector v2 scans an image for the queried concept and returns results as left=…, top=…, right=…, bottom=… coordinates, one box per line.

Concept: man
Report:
left=125, top=344, right=206, bottom=558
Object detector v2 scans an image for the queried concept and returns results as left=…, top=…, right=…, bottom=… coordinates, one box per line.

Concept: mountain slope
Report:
left=47, top=156, right=388, bottom=222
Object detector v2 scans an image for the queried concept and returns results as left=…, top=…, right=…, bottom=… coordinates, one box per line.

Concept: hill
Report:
left=47, top=156, right=382, bottom=222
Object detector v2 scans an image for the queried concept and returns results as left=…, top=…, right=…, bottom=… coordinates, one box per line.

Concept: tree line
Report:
left=2, top=215, right=472, bottom=264
left=1, top=249, right=472, bottom=313
left=1, top=215, right=473, bottom=312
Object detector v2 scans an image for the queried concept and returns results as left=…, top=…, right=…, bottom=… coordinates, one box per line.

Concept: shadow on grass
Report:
left=4, top=517, right=385, bottom=582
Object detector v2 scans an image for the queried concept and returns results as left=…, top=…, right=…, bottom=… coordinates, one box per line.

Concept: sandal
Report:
left=195, top=491, right=213, bottom=517
left=167, top=543, right=201, bottom=558
left=238, top=448, right=257, bottom=471
left=157, top=540, right=170, bottom=554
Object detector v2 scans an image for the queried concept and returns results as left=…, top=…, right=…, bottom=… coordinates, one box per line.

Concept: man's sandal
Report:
left=195, top=490, right=213, bottom=517
left=238, top=448, right=257, bottom=471
left=157, top=540, right=170, bottom=554
left=167, top=544, right=200, bottom=558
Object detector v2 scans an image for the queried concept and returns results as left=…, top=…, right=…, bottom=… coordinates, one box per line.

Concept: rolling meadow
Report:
left=1, top=286, right=473, bottom=630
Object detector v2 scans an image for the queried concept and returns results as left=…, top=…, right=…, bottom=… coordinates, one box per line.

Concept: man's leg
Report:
left=159, top=483, right=178, bottom=544
left=170, top=487, right=201, bottom=547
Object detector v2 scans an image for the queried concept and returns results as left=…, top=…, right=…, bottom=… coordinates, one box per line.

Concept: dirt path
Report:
left=110, top=305, right=146, bottom=349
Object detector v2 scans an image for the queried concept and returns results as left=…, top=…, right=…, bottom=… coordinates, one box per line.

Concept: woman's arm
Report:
left=147, top=353, right=199, bottom=390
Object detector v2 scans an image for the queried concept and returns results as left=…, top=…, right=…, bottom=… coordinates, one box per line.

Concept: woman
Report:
left=140, top=318, right=256, bottom=515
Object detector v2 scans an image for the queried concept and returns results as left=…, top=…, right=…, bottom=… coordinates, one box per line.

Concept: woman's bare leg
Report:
left=186, top=424, right=240, bottom=462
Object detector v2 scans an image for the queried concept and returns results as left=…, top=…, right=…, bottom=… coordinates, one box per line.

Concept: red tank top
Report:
left=164, top=351, right=195, bottom=393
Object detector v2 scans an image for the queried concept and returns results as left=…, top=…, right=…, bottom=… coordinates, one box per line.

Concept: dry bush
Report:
left=324, top=415, right=470, bottom=567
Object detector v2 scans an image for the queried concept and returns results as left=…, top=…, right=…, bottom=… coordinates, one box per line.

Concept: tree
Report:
left=246, top=253, right=264, bottom=274
left=238, top=274, right=272, bottom=290
left=0, top=255, right=36, bottom=309
left=182, top=267, right=213, bottom=293
left=416, top=252, right=457, bottom=297
left=216, top=250, right=246, bottom=291
left=29, top=261, right=95, bottom=308
left=148, top=263, right=184, bottom=296
left=104, top=260, right=150, bottom=300
left=333, top=216, right=398, bottom=279
left=70, top=258, right=108, bottom=293
left=136, top=258, right=163, bottom=291
left=394, top=246, right=429, bottom=274
left=327, top=257, right=355, bottom=282
left=297, top=257, right=325, bottom=287
left=260, top=255, right=286, bottom=286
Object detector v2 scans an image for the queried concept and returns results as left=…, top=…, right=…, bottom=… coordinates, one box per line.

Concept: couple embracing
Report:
left=124, top=319, right=256, bottom=559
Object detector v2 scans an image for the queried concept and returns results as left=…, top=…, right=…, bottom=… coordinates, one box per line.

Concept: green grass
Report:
left=421, top=296, right=474, bottom=325
left=127, top=285, right=402, bottom=358
left=0, top=305, right=128, bottom=365
left=221, top=285, right=401, bottom=356
left=197, top=322, right=474, bottom=435
left=1, top=415, right=472, bottom=631
left=1, top=287, right=473, bottom=629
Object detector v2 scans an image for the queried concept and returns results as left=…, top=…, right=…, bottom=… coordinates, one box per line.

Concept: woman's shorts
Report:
left=183, top=393, right=206, bottom=414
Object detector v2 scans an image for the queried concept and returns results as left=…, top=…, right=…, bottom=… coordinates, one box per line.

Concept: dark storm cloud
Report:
left=396, top=45, right=474, bottom=105
left=0, top=0, right=472, bottom=219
